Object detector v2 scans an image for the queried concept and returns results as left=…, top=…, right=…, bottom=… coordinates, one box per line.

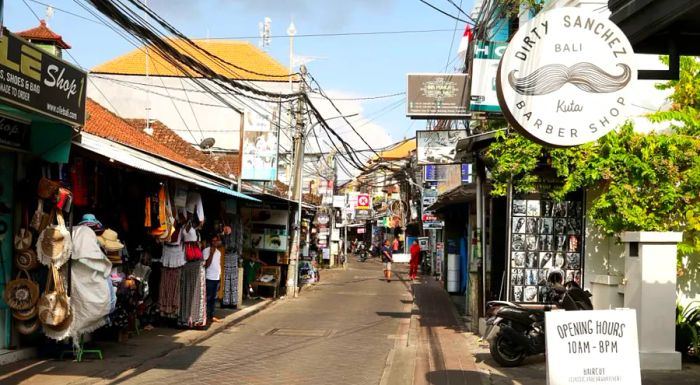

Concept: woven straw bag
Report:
left=15, top=249, right=40, bottom=271
left=37, top=265, right=71, bottom=326
left=16, top=318, right=40, bottom=335
left=12, top=305, right=38, bottom=321
left=3, top=270, right=40, bottom=311
left=37, top=210, right=71, bottom=268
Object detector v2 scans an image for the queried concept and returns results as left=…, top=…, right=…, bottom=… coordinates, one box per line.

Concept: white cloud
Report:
left=306, top=90, right=395, bottom=179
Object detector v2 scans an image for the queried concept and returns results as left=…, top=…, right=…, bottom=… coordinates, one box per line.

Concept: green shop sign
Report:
left=0, top=29, right=87, bottom=126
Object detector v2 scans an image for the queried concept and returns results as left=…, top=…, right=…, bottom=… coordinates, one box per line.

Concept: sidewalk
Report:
left=0, top=298, right=274, bottom=385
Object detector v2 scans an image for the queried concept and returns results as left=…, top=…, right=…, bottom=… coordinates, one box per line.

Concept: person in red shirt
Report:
left=409, top=240, right=421, bottom=280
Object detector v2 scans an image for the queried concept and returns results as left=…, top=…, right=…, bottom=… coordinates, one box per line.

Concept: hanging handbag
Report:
left=14, top=207, right=33, bottom=251
left=30, top=200, right=50, bottom=233
left=3, top=270, right=40, bottom=311
left=185, top=242, right=202, bottom=261
left=37, top=177, right=60, bottom=200
left=37, top=265, right=71, bottom=326
left=36, top=210, right=72, bottom=268
left=15, top=249, right=40, bottom=271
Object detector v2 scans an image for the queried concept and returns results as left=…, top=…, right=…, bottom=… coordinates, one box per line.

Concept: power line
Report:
left=445, top=0, right=477, bottom=24
left=28, top=0, right=102, bottom=23
left=418, top=0, right=473, bottom=25
left=308, top=91, right=405, bottom=101
left=203, top=28, right=458, bottom=40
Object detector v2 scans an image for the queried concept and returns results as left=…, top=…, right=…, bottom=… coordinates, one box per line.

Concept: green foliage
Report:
left=485, top=56, right=700, bottom=254
left=676, top=301, right=700, bottom=357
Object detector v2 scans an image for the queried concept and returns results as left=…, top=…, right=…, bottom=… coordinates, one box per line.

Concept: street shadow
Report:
left=376, top=310, right=418, bottom=319
left=426, top=369, right=513, bottom=384
left=474, top=351, right=545, bottom=367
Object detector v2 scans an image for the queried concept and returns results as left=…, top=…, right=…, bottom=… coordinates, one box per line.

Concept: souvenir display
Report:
left=509, top=196, right=583, bottom=302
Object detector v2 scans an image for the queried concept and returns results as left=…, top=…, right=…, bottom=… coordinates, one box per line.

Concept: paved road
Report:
left=115, top=260, right=417, bottom=385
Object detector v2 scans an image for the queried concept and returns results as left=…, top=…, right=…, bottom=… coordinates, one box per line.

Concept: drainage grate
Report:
left=265, top=328, right=332, bottom=337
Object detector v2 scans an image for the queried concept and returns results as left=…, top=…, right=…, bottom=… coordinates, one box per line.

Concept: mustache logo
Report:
left=508, top=63, right=631, bottom=96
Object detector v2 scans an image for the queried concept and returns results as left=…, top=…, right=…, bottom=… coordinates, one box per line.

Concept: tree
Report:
left=485, top=57, right=700, bottom=256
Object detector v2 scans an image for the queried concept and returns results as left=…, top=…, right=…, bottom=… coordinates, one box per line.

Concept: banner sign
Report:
left=461, top=163, right=473, bottom=183
left=355, top=208, right=370, bottom=220
left=357, top=227, right=366, bottom=234
left=471, top=40, right=506, bottom=112
left=416, top=130, right=468, bottom=165
left=496, top=7, right=636, bottom=147
left=0, top=114, right=29, bottom=150
left=545, top=309, right=641, bottom=385
left=0, top=31, right=87, bottom=126
left=332, top=195, right=346, bottom=208
left=357, top=193, right=370, bottom=210
left=423, top=221, right=444, bottom=229
left=241, top=108, right=279, bottom=180
left=407, top=73, right=469, bottom=118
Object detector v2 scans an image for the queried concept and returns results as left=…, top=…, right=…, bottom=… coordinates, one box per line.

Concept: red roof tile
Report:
left=17, top=20, right=71, bottom=49
left=84, top=99, right=202, bottom=169
left=125, top=118, right=240, bottom=178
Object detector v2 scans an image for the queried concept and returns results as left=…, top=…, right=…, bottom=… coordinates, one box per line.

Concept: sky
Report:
left=6, top=0, right=476, bottom=162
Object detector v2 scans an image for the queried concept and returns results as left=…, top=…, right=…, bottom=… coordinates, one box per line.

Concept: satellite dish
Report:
left=199, top=137, right=216, bottom=150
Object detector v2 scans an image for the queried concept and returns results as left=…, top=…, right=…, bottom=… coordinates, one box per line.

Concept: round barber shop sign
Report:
left=496, top=7, right=636, bottom=147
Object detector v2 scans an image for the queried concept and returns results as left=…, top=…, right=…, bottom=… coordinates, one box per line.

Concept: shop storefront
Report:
left=0, top=27, right=87, bottom=350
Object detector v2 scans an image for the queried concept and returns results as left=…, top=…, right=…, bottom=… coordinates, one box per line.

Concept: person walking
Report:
left=204, top=235, right=222, bottom=323
left=409, top=240, right=421, bottom=280
left=382, top=239, right=394, bottom=282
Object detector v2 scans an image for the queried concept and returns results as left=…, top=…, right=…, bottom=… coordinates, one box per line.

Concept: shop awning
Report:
left=74, top=133, right=260, bottom=202
left=427, top=184, right=476, bottom=212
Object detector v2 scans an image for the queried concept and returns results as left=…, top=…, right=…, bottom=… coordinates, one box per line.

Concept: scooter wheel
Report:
left=489, top=334, right=527, bottom=367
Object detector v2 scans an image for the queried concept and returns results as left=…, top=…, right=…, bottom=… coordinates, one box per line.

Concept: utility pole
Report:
left=287, top=65, right=307, bottom=298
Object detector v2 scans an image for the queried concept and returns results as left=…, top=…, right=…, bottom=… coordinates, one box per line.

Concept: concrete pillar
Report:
left=621, top=231, right=682, bottom=370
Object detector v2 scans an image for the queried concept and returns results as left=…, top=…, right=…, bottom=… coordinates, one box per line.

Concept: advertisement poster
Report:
left=241, top=108, right=279, bottom=180
left=470, top=41, right=506, bottom=113
left=508, top=191, right=584, bottom=303
left=416, top=130, right=468, bottom=165
left=406, top=73, right=469, bottom=118
left=545, top=309, right=641, bottom=385
left=0, top=31, right=87, bottom=126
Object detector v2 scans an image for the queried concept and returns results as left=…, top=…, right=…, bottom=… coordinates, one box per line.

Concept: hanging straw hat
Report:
left=16, top=318, right=41, bottom=335
left=15, top=249, right=40, bottom=271
left=106, top=250, right=123, bottom=265
left=43, top=311, right=72, bottom=341
left=12, top=306, right=38, bottom=321
left=97, top=229, right=124, bottom=252
left=3, top=270, right=40, bottom=311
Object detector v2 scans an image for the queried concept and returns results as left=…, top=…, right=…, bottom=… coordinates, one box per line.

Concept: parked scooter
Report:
left=484, top=270, right=593, bottom=367
left=356, top=242, right=368, bottom=262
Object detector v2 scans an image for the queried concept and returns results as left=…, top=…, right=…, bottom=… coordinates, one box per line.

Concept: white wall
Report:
left=87, top=75, right=296, bottom=153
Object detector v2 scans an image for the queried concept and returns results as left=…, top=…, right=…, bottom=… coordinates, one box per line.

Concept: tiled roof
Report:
left=125, top=118, right=240, bottom=178
left=16, top=20, right=71, bottom=49
left=84, top=99, right=201, bottom=169
left=372, top=138, right=416, bottom=162
left=92, top=39, right=292, bottom=81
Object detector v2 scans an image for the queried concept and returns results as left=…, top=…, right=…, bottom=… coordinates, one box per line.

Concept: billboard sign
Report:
left=0, top=31, right=87, bottom=126
left=471, top=40, right=506, bottom=113
left=416, top=130, right=468, bottom=165
left=496, top=7, right=636, bottom=147
left=241, top=108, right=279, bottom=180
left=407, top=74, right=469, bottom=118
left=545, top=309, right=641, bottom=385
